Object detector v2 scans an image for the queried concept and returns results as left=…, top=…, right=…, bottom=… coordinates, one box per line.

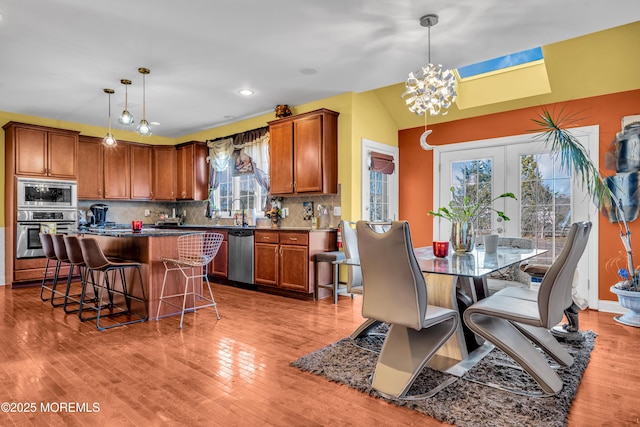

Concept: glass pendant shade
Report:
left=137, top=119, right=152, bottom=136
left=102, top=88, right=117, bottom=147
left=137, top=67, right=152, bottom=136
left=118, top=79, right=134, bottom=126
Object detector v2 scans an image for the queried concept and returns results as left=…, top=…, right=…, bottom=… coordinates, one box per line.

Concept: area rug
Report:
left=291, top=326, right=596, bottom=427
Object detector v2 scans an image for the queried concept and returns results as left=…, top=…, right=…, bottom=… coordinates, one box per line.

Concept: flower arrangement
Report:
left=275, top=104, right=292, bottom=118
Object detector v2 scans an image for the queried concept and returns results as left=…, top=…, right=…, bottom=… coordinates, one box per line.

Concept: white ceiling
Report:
left=0, top=1, right=639, bottom=138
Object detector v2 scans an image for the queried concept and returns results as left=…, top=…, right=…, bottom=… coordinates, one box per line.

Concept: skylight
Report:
left=457, top=47, right=544, bottom=79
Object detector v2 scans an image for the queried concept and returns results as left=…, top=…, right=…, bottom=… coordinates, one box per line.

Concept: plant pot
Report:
left=271, top=216, right=280, bottom=229
left=610, top=284, right=640, bottom=327
left=451, top=221, right=475, bottom=253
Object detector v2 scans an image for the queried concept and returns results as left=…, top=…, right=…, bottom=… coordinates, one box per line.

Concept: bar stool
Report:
left=157, top=232, right=223, bottom=329
left=39, top=233, right=62, bottom=303
left=314, top=250, right=347, bottom=303
left=63, top=235, right=100, bottom=321
left=50, top=234, right=83, bottom=312
left=78, top=237, right=148, bottom=330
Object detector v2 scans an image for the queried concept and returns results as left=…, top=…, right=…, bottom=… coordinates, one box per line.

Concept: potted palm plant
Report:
left=428, top=187, right=517, bottom=252
left=531, top=107, right=640, bottom=326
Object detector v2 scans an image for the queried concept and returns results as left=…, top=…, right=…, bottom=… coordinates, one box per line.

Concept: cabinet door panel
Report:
left=15, top=127, right=47, bottom=176
left=131, top=145, right=153, bottom=200
left=209, top=240, right=228, bottom=277
left=293, top=115, right=323, bottom=193
left=279, top=245, right=308, bottom=291
left=48, top=132, right=78, bottom=178
left=254, top=243, right=279, bottom=286
left=78, top=138, right=104, bottom=199
left=269, top=122, right=294, bottom=194
left=153, top=146, right=177, bottom=200
left=104, top=144, right=131, bottom=199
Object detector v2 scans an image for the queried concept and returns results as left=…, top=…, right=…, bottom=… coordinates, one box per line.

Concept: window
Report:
left=213, top=156, right=267, bottom=216
left=361, top=139, right=398, bottom=221
left=450, top=158, right=493, bottom=232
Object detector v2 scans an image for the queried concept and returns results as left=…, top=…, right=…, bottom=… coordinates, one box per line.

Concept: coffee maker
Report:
left=89, top=203, right=109, bottom=226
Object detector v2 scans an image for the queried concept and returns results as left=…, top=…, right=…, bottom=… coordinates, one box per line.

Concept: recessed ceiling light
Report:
left=238, top=89, right=254, bottom=96
left=300, top=68, right=317, bottom=75
left=224, top=115, right=236, bottom=120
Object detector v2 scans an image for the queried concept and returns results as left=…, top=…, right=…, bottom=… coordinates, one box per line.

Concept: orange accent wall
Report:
left=399, top=89, right=640, bottom=301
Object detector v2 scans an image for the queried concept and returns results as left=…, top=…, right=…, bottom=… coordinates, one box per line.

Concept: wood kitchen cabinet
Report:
left=152, top=146, right=177, bottom=200
left=254, top=229, right=336, bottom=295
left=176, top=141, right=208, bottom=201
left=130, top=144, right=153, bottom=200
left=208, top=230, right=229, bottom=278
left=103, top=142, right=131, bottom=199
left=267, top=109, right=339, bottom=195
left=3, top=122, right=79, bottom=179
left=78, top=136, right=104, bottom=199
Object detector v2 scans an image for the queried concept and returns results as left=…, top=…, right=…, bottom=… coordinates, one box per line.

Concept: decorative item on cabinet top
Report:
left=275, top=104, right=292, bottom=118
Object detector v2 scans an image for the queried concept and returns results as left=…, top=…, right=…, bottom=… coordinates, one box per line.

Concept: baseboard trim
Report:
left=598, top=299, right=627, bottom=314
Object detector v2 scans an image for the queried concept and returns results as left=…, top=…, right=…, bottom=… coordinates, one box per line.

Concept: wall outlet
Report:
left=333, top=206, right=341, bottom=216
left=282, top=207, right=289, bottom=218
left=144, top=209, right=150, bottom=217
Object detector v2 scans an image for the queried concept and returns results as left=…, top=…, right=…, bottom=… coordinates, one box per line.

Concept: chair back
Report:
left=537, top=222, right=591, bottom=327
left=341, top=220, right=362, bottom=293
left=356, top=221, right=427, bottom=330
left=178, top=233, right=224, bottom=266
left=51, top=234, right=70, bottom=263
left=78, top=237, right=111, bottom=270
left=40, top=233, right=57, bottom=261
left=63, top=235, right=85, bottom=266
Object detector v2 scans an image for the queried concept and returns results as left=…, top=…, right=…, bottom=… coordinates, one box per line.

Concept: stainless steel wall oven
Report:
left=15, top=178, right=78, bottom=259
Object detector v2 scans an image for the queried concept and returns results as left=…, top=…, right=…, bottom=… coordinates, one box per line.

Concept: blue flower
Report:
left=618, top=268, right=630, bottom=279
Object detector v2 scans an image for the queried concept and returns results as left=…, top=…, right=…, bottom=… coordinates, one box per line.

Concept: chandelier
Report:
left=401, top=14, right=456, bottom=117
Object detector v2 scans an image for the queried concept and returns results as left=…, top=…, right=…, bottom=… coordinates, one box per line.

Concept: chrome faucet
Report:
left=229, top=198, right=247, bottom=226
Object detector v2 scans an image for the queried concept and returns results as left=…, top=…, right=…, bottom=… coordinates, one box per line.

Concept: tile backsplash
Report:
left=78, top=187, right=342, bottom=229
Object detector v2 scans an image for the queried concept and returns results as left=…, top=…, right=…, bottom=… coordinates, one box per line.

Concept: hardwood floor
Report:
left=1, top=283, right=639, bottom=426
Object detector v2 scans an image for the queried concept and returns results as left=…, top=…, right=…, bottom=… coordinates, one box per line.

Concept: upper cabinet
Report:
left=77, top=136, right=104, bottom=199
left=3, top=122, right=79, bottom=179
left=176, top=141, right=208, bottom=201
left=103, top=143, right=131, bottom=200
left=130, top=144, right=153, bottom=200
left=267, top=109, right=339, bottom=195
left=152, top=145, right=177, bottom=201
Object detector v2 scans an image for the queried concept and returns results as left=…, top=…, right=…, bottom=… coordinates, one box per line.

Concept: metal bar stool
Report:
left=78, top=237, right=148, bottom=331
left=39, top=233, right=62, bottom=303
left=63, top=235, right=100, bottom=321
left=50, top=234, right=84, bottom=312
left=314, top=250, right=347, bottom=303
left=157, top=232, right=223, bottom=329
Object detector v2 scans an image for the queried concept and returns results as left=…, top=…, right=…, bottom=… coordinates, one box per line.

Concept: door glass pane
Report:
left=519, top=153, right=572, bottom=264
left=450, top=159, right=493, bottom=232
left=369, top=170, right=389, bottom=221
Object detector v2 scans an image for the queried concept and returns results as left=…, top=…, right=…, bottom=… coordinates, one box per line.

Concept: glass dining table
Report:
left=335, top=244, right=547, bottom=376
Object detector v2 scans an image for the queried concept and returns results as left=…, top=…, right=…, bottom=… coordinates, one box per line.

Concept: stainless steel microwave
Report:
left=16, top=177, right=78, bottom=210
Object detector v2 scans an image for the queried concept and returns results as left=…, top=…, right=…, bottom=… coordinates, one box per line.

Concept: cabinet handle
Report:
left=98, top=189, right=102, bottom=196
left=289, top=237, right=297, bottom=241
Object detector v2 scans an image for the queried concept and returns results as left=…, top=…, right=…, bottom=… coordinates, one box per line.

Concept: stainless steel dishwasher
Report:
left=228, top=228, right=255, bottom=284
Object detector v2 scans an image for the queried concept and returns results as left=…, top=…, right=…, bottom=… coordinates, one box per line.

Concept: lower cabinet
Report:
left=206, top=230, right=228, bottom=278
left=254, top=229, right=336, bottom=295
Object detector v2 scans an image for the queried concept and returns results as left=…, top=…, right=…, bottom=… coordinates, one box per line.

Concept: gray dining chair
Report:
left=356, top=220, right=459, bottom=399
left=463, top=221, right=591, bottom=396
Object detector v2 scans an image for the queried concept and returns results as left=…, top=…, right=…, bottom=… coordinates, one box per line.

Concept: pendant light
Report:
left=136, top=67, right=152, bottom=136
left=401, top=14, right=456, bottom=117
left=118, top=79, right=134, bottom=126
left=102, top=88, right=117, bottom=147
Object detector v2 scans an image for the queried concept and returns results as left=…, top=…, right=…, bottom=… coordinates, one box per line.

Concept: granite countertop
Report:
left=156, top=224, right=336, bottom=232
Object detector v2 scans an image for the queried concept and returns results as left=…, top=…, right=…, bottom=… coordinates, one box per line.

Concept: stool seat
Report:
left=314, top=251, right=347, bottom=304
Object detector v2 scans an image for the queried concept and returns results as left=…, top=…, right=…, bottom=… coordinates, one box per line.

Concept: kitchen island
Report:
left=81, top=228, right=206, bottom=320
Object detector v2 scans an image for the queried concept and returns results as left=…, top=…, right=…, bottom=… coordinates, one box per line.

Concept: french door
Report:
left=433, top=126, right=599, bottom=308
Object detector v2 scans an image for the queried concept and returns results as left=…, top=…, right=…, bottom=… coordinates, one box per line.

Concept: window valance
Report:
left=369, top=151, right=395, bottom=175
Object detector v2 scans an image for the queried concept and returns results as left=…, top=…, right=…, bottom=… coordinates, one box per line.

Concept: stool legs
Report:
left=91, top=266, right=148, bottom=331
left=40, top=258, right=60, bottom=302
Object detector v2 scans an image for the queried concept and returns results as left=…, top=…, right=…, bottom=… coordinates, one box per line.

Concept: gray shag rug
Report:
left=291, top=325, right=596, bottom=427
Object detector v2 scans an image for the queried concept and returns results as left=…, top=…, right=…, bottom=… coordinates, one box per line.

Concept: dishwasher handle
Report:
left=228, top=229, right=254, bottom=237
